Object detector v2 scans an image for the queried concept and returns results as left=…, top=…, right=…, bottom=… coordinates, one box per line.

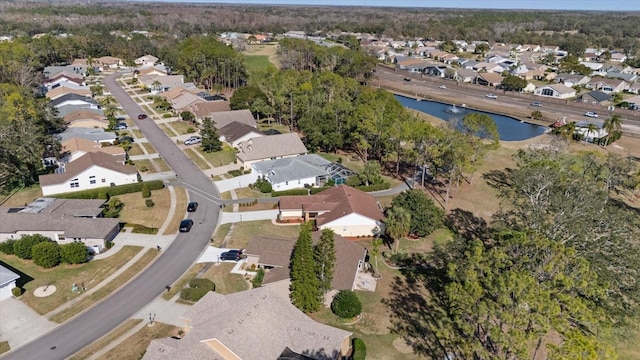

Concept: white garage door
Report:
left=0, top=282, right=16, bottom=300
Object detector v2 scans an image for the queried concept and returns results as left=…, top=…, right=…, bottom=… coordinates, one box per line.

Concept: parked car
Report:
left=220, top=249, right=245, bottom=261
left=137, top=114, right=148, bottom=120
left=584, top=111, right=599, bottom=118
left=113, top=123, right=128, bottom=130
left=187, top=201, right=198, bottom=212
left=118, top=136, right=134, bottom=143
left=179, top=219, right=194, bottom=232
left=531, top=102, right=542, bottom=107
left=439, top=84, right=447, bottom=89
left=486, top=93, right=498, bottom=99
left=183, top=136, right=202, bottom=145
left=403, top=77, right=412, bottom=81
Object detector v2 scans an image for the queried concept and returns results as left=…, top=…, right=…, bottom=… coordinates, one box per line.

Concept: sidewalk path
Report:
left=219, top=210, right=279, bottom=224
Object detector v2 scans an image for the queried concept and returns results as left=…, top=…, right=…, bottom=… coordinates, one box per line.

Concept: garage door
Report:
left=0, top=282, right=16, bottom=300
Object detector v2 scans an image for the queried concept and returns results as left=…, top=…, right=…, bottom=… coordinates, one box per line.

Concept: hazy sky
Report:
left=143, top=0, right=640, bottom=11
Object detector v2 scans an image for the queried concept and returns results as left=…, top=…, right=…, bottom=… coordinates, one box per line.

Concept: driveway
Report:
left=214, top=173, right=259, bottom=193
left=0, top=298, right=57, bottom=350
left=219, top=210, right=279, bottom=224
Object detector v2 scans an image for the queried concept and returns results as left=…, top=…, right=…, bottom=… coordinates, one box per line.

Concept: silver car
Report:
left=183, top=136, right=202, bottom=145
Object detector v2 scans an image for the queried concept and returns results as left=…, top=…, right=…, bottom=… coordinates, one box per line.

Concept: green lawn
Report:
left=223, top=220, right=301, bottom=249
left=158, top=124, right=178, bottom=137
left=142, top=142, right=156, bottom=154
left=152, top=158, right=171, bottom=172
left=133, top=159, right=156, bottom=173
left=201, top=263, right=250, bottom=294
left=166, top=121, right=197, bottom=135
left=244, top=55, right=273, bottom=73
left=183, top=148, right=211, bottom=170
left=0, top=246, right=143, bottom=315
left=197, top=147, right=237, bottom=167
left=257, top=122, right=290, bottom=134
left=127, top=144, right=144, bottom=156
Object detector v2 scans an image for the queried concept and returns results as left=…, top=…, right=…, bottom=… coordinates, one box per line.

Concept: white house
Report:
left=534, top=84, right=576, bottom=99
left=39, top=152, right=138, bottom=196
left=278, top=185, right=385, bottom=237
left=574, top=121, right=608, bottom=143
left=236, top=133, right=308, bottom=170
left=0, top=265, right=20, bottom=301
left=252, top=154, right=353, bottom=191
left=51, top=94, right=99, bottom=110
left=134, top=54, right=159, bottom=67
left=217, top=121, right=264, bottom=148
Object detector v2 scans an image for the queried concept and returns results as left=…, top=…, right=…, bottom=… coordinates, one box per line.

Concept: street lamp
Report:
left=149, top=313, right=156, bottom=326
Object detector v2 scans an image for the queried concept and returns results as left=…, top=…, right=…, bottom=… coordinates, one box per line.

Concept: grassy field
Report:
left=69, top=319, right=143, bottom=360
left=133, top=159, right=157, bottom=173
left=183, top=148, right=211, bottom=170
left=131, top=129, right=144, bottom=139
left=200, top=263, right=250, bottom=294
left=243, top=54, right=272, bottom=73
left=158, top=123, right=178, bottom=137
left=162, top=186, right=187, bottom=235
left=0, top=246, right=142, bottom=315
left=127, top=143, right=144, bottom=156
left=242, top=44, right=280, bottom=68
left=96, top=322, right=177, bottom=360
left=153, top=158, right=171, bottom=172
left=0, top=185, right=42, bottom=207
left=197, top=146, right=237, bottom=167
left=142, top=142, right=156, bottom=154
left=118, top=187, right=170, bottom=229
left=162, top=263, right=206, bottom=300
left=166, top=120, right=197, bottom=135
left=0, top=341, right=9, bottom=355
left=222, top=220, right=301, bottom=249
left=211, top=224, right=231, bottom=246
left=257, top=122, right=290, bottom=134
left=50, top=248, right=158, bottom=323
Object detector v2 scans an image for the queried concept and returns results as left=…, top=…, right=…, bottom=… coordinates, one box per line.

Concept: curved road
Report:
left=2, top=73, right=221, bottom=360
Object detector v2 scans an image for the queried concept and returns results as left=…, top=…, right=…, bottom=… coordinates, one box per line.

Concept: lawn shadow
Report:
left=0, top=261, right=34, bottom=289
left=445, top=208, right=490, bottom=242
left=482, top=168, right=515, bottom=190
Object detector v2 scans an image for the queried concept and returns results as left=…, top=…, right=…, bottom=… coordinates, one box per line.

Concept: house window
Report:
left=70, top=181, right=79, bottom=188
left=57, top=234, right=65, bottom=241
left=285, top=181, right=288, bottom=185
left=90, top=180, right=96, bottom=184
left=102, top=178, right=106, bottom=183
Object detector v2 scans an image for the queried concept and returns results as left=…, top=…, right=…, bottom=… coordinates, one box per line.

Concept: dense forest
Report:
left=1, top=1, right=640, bottom=56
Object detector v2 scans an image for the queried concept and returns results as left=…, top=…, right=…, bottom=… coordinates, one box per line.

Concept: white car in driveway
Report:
left=584, top=111, right=599, bottom=118
left=183, top=136, right=202, bottom=145
left=439, top=84, right=447, bottom=89
left=486, top=93, right=498, bottom=99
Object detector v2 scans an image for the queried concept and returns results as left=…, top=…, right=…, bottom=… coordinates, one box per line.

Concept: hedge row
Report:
left=271, top=189, right=309, bottom=197
left=309, top=187, right=330, bottom=195
left=352, top=338, right=367, bottom=360
left=129, top=224, right=158, bottom=234
left=355, top=182, right=390, bottom=192
left=54, top=181, right=165, bottom=199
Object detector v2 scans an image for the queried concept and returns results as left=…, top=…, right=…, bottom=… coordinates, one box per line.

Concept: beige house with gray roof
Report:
left=209, top=109, right=257, bottom=130
left=142, top=286, right=352, bottom=360
left=236, top=132, right=308, bottom=170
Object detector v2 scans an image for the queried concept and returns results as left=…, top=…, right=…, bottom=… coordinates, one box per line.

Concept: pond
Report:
left=394, top=95, right=548, bottom=141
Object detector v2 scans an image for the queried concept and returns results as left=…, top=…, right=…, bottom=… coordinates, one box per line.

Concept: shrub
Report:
left=145, top=199, right=155, bottom=207
left=355, top=182, right=390, bottom=192
left=180, top=278, right=215, bottom=302
left=352, top=338, right=366, bottom=360
left=141, top=184, right=151, bottom=198
left=162, top=113, right=172, bottom=118
left=0, top=239, right=17, bottom=255
left=271, top=189, right=309, bottom=197
left=32, top=241, right=61, bottom=268
left=331, top=290, right=362, bottom=319
left=258, top=181, right=272, bottom=193
left=60, top=242, right=89, bottom=264
left=310, top=187, right=330, bottom=195
left=227, top=169, right=243, bottom=177
left=54, top=181, right=164, bottom=199
left=130, top=224, right=158, bottom=234
left=11, top=287, right=23, bottom=297
left=186, top=126, right=196, bottom=133
left=251, top=268, right=265, bottom=288
left=13, top=234, right=50, bottom=260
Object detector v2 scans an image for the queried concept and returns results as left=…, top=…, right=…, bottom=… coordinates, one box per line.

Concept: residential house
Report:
left=580, top=91, right=613, bottom=105
left=73, top=56, right=124, bottom=71
left=279, top=185, right=385, bottom=237
left=556, top=73, right=591, bottom=87
left=44, top=74, right=85, bottom=89
left=451, top=68, right=478, bottom=83
left=586, top=77, right=629, bottom=93
left=236, top=132, right=308, bottom=170
left=39, top=152, right=138, bottom=196
left=58, top=137, right=126, bottom=164
left=424, top=65, right=448, bottom=77
left=209, top=109, right=257, bottom=130
left=625, top=95, right=640, bottom=109
left=43, top=65, right=87, bottom=79
left=252, top=154, right=354, bottom=191
left=134, top=54, right=159, bottom=67
left=46, top=85, right=92, bottom=100
left=0, top=265, right=20, bottom=301
left=628, top=82, right=640, bottom=95
left=581, top=62, right=605, bottom=73
left=472, top=62, right=504, bottom=73
left=51, top=94, right=99, bottom=110
left=142, top=286, right=352, bottom=360
left=244, top=232, right=367, bottom=291
left=605, top=72, right=637, bottom=83
left=158, top=84, right=199, bottom=103
left=520, top=68, right=551, bottom=81
left=395, top=57, right=428, bottom=71
left=610, top=53, right=627, bottom=63
left=582, top=52, right=599, bottom=62
left=0, top=198, right=121, bottom=253
left=169, top=92, right=202, bottom=110
left=534, top=84, right=577, bottom=99
left=55, top=104, right=103, bottom=118
left=518, top=44, right=541, bottom=52
left=138, top=74, right=184, bottom=93
left=62, top=111, right=107, bottom=130
left=184, top=99, right=230, bottom=120
left=540, top=45, right=560, bottom=53
left=575, top=121, right=608, bottom=142
left=474, top=72, right=504, bottom=87
left=218, top=121, right=264, bottom=148
left=134, top=66, right=168, bottom=78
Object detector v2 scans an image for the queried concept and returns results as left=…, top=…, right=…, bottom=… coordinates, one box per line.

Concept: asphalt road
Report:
left=1, top=73, right=222, bottom=360
left=374, top=65, right=640, bottom=135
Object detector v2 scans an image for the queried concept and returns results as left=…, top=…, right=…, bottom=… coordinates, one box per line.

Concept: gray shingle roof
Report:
left=39, top=152, right=137, bottom=186
left=51, top=93, right=97, bottom=108
left=55, top=127, right=116, bottom=144
left=209, top=109, right=257, bottom=129
left=0, top=265, right=20, bottom=286
left=236, top=133, right=308, bottom=162
left=252, top=154, right=331, bottom=184
left=218, top=121, right=263, bottom=144
left=582, top=90, right=612, bottom=103
left=142, top=286, right=351, bottom=360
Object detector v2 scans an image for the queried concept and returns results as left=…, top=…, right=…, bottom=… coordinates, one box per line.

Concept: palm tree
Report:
left=584, top=123, right=599, bottom=144
left=385, top=206, right=411, bottom=254
left=603, top=114, right=622, bottom=146
left=370, top=238, right=383, bottom=275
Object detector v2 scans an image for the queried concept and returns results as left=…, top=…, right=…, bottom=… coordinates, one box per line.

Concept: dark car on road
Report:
left=138, top=114, right=148, bottom=120
left=220, top=249, right=244, bottom=261
left=187, top=201, right=198, bottom=212
left=179, top=219, right=194, bottom=232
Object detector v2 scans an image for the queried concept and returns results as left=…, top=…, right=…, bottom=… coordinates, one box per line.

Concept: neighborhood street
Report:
left=2, top=73, right=223, bottom=360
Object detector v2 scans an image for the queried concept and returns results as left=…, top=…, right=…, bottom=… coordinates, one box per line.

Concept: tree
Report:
left=331, top=290, right=362, bottom=319
left=199, top=117, right=222, bottom=152
left=500, top=75, right=528, bottom=91
left=370, top=238, right=383, bottom=274
left=603, top=114, right=622, bottom=145
left=475, top=43, right=490, bottom=56
left=13, top=234, right=50, bottom=260
left=359, top=160, right=384, bottom=186
left=180, top=111, right=195, bottom=122
left=103, top=197, right=124, bottom=218
left=391, top=190, right=444, bottom=237
left=531, top=109, right=543, bottom=120
left=584, top=123, right=599, bottom=144
left=141, top=184, right=151, bottom=198
left=290, top=223, right=321, bottom=313
left=314, top=228, right=336, bottom=294
left=385, top=206, right=411, bottom=253
left=32, top=241, right=61, bottom=268
left=60, top=242, right=89, bottom=264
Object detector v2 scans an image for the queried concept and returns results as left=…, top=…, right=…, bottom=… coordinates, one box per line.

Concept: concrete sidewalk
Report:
left=219, top=210, right=279, bottom=224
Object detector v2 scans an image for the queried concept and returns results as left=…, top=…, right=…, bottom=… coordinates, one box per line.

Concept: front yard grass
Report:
left=153, top=157, right=171, bottom=172
left=127, top=144, right=144, bottom=156
left=183, top=148, right=211, bottom=170
left=162, top=186, right=187, bottom=235
left=233, top=187, right=272, bottom=199
left=131, top=129, right=144, bottom=139
left=211, top=224, right=231, bottom=247
left=224, top=220, right=301, bottom=249
left=244, top=54, right=272, bottom=73
left=118, top=188, right=170, bottom=229
left=142, top=142, right=156, bottom=154
left=162, top=263, right=206, bottom=300
left=257, top=121, right=290, bottom=134
left=69, top=319, right=143, bottom=360
left=133, top=159, right=156, bottom=173
left=158, top=123, right=178, bottom=137
left=197, top=147, right=237, bottom=167
left=1, top=185, right=42, bottom=207
left=0, top=246, right=142, bottom=315
left=96, top=321, right=177, bottom=360
left=50, top=248, right=158, bottom=323
left=200, top=263, right=250, bottom=294
left=166, top=120, right=197, bottom=135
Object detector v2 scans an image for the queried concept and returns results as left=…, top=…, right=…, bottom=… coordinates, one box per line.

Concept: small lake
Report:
left=394, top=95, right=548, bottom=141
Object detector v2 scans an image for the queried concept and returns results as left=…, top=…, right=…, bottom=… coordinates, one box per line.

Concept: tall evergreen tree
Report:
left=290, top=223, right=321, bottom=313
left=200, top=117, right=222, bottom=152
left=314, top=228, right=336, bottom=294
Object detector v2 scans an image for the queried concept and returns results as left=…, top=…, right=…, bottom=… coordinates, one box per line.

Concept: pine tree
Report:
left=200, top=117, right=222, bottom=152
left=290, top=223, right=321, bottom=313
left=314, top=228, right=336, bottom=294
